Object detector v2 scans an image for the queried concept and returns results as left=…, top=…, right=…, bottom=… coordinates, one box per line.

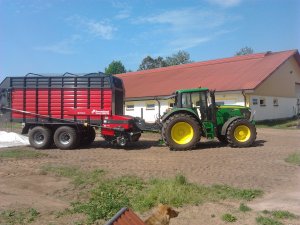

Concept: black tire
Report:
left=162, top=113, right=201, bottom=151
left=54, top=126, right=79, bottom=150
left=28, top=126, right=52, bottom=149
left=80, top=127, right=96, bottom=146
left=226, top=119, right=257, bottom=147
left=217, top=134, right=228, bottom=144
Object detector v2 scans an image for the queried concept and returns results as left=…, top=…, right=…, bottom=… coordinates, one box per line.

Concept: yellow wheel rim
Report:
left=234, top=125, right=251, bottom=142
left=171, top=122, right=194, bottom=145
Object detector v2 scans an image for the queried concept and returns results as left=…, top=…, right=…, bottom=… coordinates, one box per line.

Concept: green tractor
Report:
left=161, top=88, right=256, bottom=150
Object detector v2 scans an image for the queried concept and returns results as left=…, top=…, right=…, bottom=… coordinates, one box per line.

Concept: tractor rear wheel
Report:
left=162, top=113, right=200, bottom=151
left=226, top=119, right=256, bottom=147
left=29, top=126, right=52, bottom=149
left=54, top=126, right=79, bottom=150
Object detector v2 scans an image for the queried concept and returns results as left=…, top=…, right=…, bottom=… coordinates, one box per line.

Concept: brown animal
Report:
left=144, top=204, right=179, bottom=225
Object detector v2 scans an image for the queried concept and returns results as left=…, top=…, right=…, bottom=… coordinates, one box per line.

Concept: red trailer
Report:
left=0, top=73, right=141, bottom=149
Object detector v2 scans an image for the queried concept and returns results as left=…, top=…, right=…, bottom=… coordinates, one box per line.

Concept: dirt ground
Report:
left=0, top=128, right=300, bottom=225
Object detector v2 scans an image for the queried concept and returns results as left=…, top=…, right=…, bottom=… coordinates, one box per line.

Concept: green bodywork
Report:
left=161, top=88, right=253, bottom=139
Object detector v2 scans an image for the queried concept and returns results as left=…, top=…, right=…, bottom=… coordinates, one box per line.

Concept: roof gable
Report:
left=117, top=50, right=299, bottom=99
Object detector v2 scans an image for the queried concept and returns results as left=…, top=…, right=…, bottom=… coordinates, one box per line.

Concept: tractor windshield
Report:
left=181, top=91, right=209, bottom=120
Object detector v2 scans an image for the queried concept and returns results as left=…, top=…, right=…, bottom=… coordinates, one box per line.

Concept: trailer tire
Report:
left=29, top=126, right=52, bottom=149
left=162, top=113, right=200, bottom=151
left=80, top=127, right=96, bottom=146
left=54, top=126, right=79, bottom=150
left=227, top=119, right=256, bottom=148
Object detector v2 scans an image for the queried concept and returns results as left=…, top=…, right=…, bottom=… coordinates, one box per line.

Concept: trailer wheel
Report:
left=80, top=127, right=96, bottom=146
left=54, top=126, right=79, bottom=150
left=162, top=113, right=200, bottom=151
left=227, top=119, right=256, bottom=147
left=29, top=126, right=52, bottom=149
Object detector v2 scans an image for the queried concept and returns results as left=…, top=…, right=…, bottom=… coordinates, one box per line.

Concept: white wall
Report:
left=215, top=93, right=245, bottom=106
left=250, top=95, right=298, bottom=121
left=124, top=94, right=299, bottom=122
left=124, top=100, right=171, bottom=123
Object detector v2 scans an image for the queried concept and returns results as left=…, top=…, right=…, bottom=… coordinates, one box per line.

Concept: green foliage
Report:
left=256, top=118, right=300, bottom=129
left=239, top=203, right=251, bottom=212
left=235, top=46, right=254, bottom=56
left=105, top=60, right=126, bottom=74
left=138, top=56, right=167, bottom=70
left=45, top=166, right=262, bottom=224
left=256, top=216, right=283, bottom=225
left=285, top=153, right=300, bottom=166
left=41, top=165, right=105, bottom=186
left=165, top=50, right=192, bottom=66
left=0, top=149, right=47, bottom=159
left=221, top=213, right=237, bottom=222
left=271, top=210, right=297, bottom=219
left=138, top=50, right=192, bottom=70
left=0, top=208, right=40, bottom=224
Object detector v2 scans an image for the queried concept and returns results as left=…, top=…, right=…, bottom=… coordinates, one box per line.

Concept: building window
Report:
left=252, top=98, right=258, bottom=105
left=260, top=98, right=266, bottom=106
left=126, top=104, right=134, bottom=111
left=146, top=103, right=155, bottom=110
left=273, top=98, right=279, bottom=106
left=169, top=103, right=174, bottom=108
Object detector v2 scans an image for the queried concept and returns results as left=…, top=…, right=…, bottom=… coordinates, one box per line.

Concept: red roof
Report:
left=117, top=50, right=300, bottom=99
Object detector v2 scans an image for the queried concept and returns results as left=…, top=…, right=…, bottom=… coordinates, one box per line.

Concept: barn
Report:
left=117, top=49, right=300, bottom=122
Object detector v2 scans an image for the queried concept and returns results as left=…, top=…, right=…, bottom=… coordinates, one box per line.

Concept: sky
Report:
left=0, top=0, right=299, bottom=81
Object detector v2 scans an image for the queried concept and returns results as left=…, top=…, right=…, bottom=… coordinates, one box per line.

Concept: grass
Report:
left=256, top=216, right=283, bottom=225
left=221, top=213, right=237, bottom=222
left=271, top=210, right=297, bottom=219
left=263, top=210, right=298, bottom=220
left=0, top=208, right=40, bottom=225
left=285, top=152, right=300, bottom=166
left=239, top=203, right=251, bottom=212
left=0, top=149, right=47, bottom=159
left=42, top=166, right=263, bottom=224
left=41, top=165, right=105, bottom=187
left=256, top=117, right=300, bottom=129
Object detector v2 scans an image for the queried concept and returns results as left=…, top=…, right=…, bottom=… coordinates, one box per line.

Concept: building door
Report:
left=296, top=83, right=300, bottom=115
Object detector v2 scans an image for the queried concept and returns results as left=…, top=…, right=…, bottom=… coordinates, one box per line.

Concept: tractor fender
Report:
left=221, top=116, right=243, bottom=135
left=161, top=108, right=200, bottom=124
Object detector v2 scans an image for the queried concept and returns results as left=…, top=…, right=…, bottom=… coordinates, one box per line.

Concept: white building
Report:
left=117, top=50, right=300, bottom=122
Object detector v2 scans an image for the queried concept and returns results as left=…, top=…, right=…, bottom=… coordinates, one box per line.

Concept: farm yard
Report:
left=0, top=128, right=300, bottom=225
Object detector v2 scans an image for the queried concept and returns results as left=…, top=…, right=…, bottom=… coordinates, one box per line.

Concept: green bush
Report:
left=221, top=213, right=237, bottom=222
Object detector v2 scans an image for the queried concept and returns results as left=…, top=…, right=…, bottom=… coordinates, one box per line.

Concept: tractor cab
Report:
left=174, top=88, right=212, bottom=121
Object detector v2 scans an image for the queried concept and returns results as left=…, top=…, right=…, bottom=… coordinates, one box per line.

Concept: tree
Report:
left=235, top=47, right=254, bottom=56
left=105, top=60, right=126, bottom=74
left=165, top=50, right=192, bottom=66
left=138, top=56, right=167, bottom=70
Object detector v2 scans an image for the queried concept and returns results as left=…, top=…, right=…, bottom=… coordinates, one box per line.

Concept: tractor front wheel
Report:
left=227, top=119, right=256, bottom=147
left=162, top=113, right=200, bottom=151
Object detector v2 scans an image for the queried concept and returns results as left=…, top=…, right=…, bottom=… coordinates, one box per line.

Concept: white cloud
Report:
left=111, top=0, right=131, bottom=19
left=136, top=8, right=228, bottom=32
left=170, top=37, right=212, bottom=50
left=134, top=8, right=236, bottom=50
left=207, top=0, right=242, bottom=7
left=85, top=21, right=116, bottom=39
left=67, top=16, right=116, bottom=40
left=35, top=35, right=81, bottom=54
